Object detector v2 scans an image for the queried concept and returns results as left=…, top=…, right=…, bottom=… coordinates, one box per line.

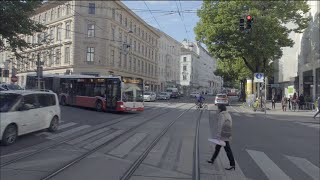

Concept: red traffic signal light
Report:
left=246, top=15, right=252, bottom=20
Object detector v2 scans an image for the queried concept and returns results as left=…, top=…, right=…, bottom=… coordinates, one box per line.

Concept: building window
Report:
left=50, top=28, right=54, bottom=42
left=112, top=8, right=115, bottom=19
left=119, top=14, right=122, bottom=24
left=142, top=61, right=144, bottom=74
left=134, top=40, right=136, bottom=51
left=65, top=23, right=71, bottom=39
left=137, top=60, right=140, bottom=73
left=56, top=26, right=61, bottom=41
left=125, top=18, right=127, bottom=27
left=57, top=7, right=61, bottom=18
left=124, top=54, right=127, bottom=68
left=65, top=47, right=70, bottom=63
left=55, top=48, right=61, bottom=65
left=66, top=4, right=70, bottom=15
left=133, top=58, right=136, bottom=71
left=44, top=13, right=47, bottom=23
left=37, top=34, right=41, bottom=44
left=129, top=56, right=132, bottom=71
left=86, top=47, right=94, bottom=62
left=87, top=24, right=95, bottom=37
left=183, top=57, right=187, bottom=62
left=142, top=45, right=144, bottom=55
left=51, top=10, right=54, bottom=21
left=183, top=75, right=187, bottom=80
left=138, top=42, right=140, bottom=53
left=111, top=49, right=114, bottom=66
left=134, top=24, right=136, bottom=33
left=88, top=3, right=95, bottom=14
left=112, top=28, right=115, bottom=40
left=119, top=31, right=122, bottom=41
left=130, top=21, right=132, bottom=30
left=119, top=52, right=122, bottom=67
left=183, top=65, right=187, bottom=71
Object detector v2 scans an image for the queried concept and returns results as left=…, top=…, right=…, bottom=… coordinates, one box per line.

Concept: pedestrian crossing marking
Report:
left=35, top=122, right=78, bottom=136
left=46, top=125, right=91, bottom=140
left=286, top=155, right=320, bottom=180
left=67, top=127, right=111, bottom=145
left=83, top=130, right=124, bottom=150
left=109, top=132, right=147, bottom=158
left=247, top=149, right=291, bottom=180
left=245, top=114, right=254, bottom=118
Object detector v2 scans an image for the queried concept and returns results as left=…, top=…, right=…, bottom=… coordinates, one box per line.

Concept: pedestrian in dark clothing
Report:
left=314, top=97, right=320, bottom=119
left=299, top=94, right=305, bottom=110
left=271, top=96, right=276, bottom=109
left=288, top=96, right=292, bottom=110
left=207, top=104, right=235, bottom=170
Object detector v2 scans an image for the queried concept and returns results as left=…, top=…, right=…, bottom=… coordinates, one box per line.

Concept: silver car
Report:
left=157, top=92, right=170, bottom=100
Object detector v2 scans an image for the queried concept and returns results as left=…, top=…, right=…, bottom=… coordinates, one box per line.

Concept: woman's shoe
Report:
left=225, top=166, right=235, bottom=170
left=207, top=160, right=214, bottom=164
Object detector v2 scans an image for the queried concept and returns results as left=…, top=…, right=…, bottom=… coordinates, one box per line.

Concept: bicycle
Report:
left=196, top=101, right=208, bottom=110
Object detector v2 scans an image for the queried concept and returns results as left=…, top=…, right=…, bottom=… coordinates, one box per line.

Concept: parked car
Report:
left=0, top=83, right=23, bottom=91
left=157, top=92, right=171, bottom=100
left=214, top=94, right=229, bottom=106
left=170, top=92, right=180, bottom=99
left=143, top=92, right=156, bottom=102
left=0, top=90, right=61, bottom=145
left=190, top=92, right=200, bottom=98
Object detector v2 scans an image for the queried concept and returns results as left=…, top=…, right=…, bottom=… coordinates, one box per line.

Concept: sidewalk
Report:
left=238, top=102, right=318, bottom=117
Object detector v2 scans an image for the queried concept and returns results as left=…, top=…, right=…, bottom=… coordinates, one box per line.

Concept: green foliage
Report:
left=0, top=0, right=45, bottom=57
left=195, top=1, right=311, bottom=75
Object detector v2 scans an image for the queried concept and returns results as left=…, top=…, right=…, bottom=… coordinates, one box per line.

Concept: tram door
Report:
left=106, top=78, right=121, bottom=110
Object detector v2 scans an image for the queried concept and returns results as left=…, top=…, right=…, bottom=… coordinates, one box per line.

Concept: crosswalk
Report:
left=35, top=121, right=92, bottom=139
left=243, top=149, right=319, bottom=180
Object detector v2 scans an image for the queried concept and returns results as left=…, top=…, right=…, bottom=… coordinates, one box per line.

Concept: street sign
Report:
left=11, top=76, right=18, bottom=82
left=254, top=73, right=264, bottom=83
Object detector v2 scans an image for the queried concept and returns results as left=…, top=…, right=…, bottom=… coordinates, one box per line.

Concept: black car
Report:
left=0, top=83, right=23, bottom=91
left=170, top=92, right=180, bottom=98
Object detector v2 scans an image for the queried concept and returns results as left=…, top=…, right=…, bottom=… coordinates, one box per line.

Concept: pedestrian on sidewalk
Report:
left=271, top=95, right=276, bottom=109
left=313, top=97, right=320, bottom=119
left=281, top=96, right=288, bottom=112
left=299, top=94, right=305, bottom=110
left=207, top=104, right=235, bottom=171
left=288, top=95, right=292, bottom=110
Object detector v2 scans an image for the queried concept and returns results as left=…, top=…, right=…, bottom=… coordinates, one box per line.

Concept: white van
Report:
left=0, top=90, right=61, bottom=145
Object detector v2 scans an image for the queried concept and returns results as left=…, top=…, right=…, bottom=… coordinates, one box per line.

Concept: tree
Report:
left=195, top=1, right=311, bottom=76
left=214, top=57, right=252, bottom=88
left=0, top=0, right=45, bottom=57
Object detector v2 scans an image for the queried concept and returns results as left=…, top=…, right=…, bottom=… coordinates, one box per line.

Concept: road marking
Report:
left=46, top=125, right=91, bottom=140
left=286, top=155, right=319, bottom=180
left=67, top=127, right=111, bottom=145
left=245, top=114, right=254, bottom=118
left=83, top=130, right=124, bottom=150
left=35, top=122, right=78, bottom=136
left=109, top=132, right=147, bottom=158
left=230, top=105, right=240, bottom=112
left=247, top=149, right=291, bottom=180
left=219, top=145, right=247, bottom=180
left=144, top=137, right=170, bottom=166
left=232, top=112, right=240, bottom=116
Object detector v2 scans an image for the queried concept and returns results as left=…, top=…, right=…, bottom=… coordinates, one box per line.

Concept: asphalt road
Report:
left=0, top=96, right=319, bottom=180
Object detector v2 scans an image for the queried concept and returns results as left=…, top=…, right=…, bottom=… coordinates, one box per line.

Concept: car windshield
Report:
left=160, top=93, right=167, bottom=95
left=144, top=92, right=151, bottom=95
left=217, top=95, right=227, bottom=98
left=0, top=93, right=21, bottom=112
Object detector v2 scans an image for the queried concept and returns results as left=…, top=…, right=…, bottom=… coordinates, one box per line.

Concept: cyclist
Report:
left=196, top=94, right=205, bottom=108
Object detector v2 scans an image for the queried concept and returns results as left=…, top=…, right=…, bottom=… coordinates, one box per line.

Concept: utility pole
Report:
left=36, top=53, right=43, bottom=90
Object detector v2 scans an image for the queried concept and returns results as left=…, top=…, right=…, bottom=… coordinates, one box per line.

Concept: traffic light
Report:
left=239, top=18, right=245, bottom=31
left=246, top=15, right=253, bottom=30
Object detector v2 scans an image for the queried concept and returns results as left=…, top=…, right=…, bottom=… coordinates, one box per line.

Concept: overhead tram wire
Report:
left=175, top=1, right=190, bottom=40
left=48, top=2, right=197, bottom=14
left=143, top=1, right=163, bottom=30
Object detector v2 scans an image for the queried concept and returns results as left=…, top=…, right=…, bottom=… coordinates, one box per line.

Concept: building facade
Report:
left=2, top=1, right=161, bottom=91
left=179, top=39, right=222, bottom=95
left=155, top=30, right=181, bottom=92
left=274, top=0, right=319, bottom=101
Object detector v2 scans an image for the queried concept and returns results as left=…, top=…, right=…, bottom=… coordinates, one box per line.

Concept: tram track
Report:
left=39, top=103, right=190, bottom=180
left=192, top=109, right=204, bottom=180
left=0, top=103, right=186, bottom=168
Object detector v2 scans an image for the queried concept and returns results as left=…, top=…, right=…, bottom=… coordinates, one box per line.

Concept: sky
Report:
left=122, top=1, right=203, bottom=42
